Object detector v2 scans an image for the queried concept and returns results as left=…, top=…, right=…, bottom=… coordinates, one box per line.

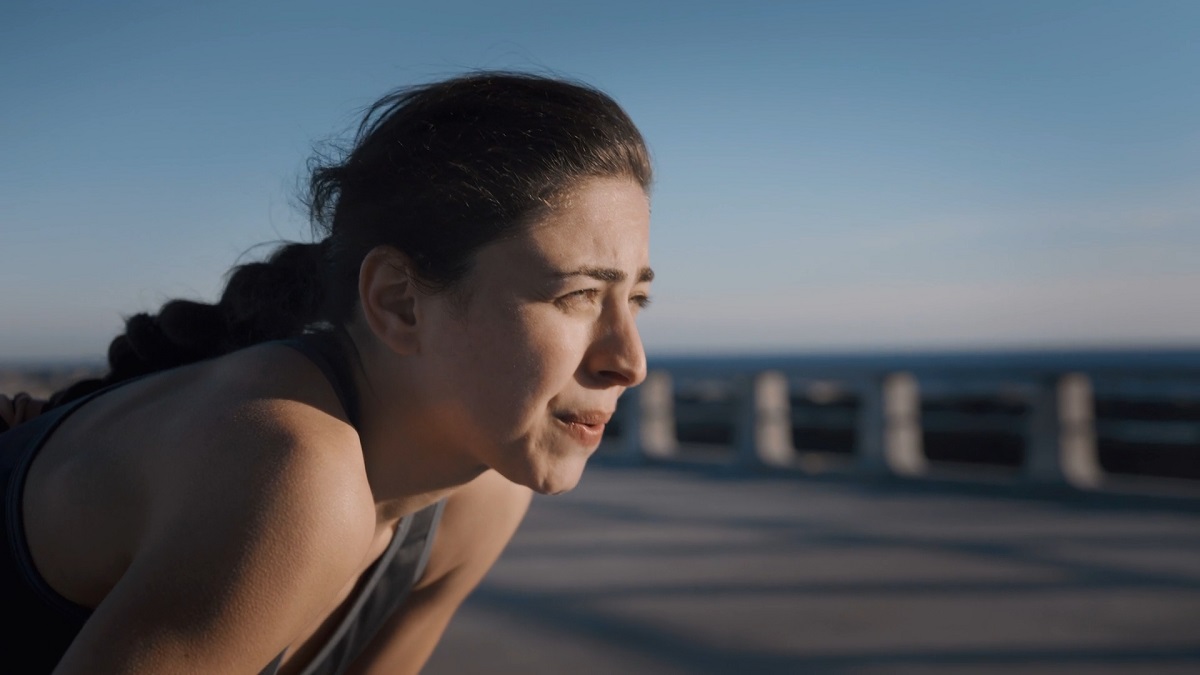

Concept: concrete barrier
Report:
left=621, top=369, right=678, bottom=461
left=613, top=364, right=1196, bottom=494
left=856, top=372, right=927, bottom=477
left=733, top=370, right=796, bottom=468
left=1024, top=373, right=1103, bottom=488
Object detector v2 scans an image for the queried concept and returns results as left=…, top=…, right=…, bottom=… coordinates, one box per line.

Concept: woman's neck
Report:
left=340, top=326, right=488, bottom=522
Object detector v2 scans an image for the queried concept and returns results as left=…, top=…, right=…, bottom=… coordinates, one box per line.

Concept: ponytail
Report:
left=48, top=241, right=328, bottom=409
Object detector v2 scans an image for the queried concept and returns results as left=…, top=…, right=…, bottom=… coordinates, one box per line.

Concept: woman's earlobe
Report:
left=358, top=246, right=422, bottom=355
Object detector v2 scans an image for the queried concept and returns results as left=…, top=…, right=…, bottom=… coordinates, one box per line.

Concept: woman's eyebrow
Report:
left=555, top=266, right=655, bottom=283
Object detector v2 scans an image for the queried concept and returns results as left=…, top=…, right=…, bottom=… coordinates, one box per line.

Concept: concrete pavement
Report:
left=424, top=458, right=1200, bottom=675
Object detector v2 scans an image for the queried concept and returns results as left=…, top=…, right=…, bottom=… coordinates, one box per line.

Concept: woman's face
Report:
left=419, top=176, right=652, bottom=494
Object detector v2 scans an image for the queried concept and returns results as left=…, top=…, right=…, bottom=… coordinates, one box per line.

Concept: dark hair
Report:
left=49, top=71, right=652, bottom=408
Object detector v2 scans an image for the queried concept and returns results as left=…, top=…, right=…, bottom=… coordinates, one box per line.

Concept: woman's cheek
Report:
left=538, top=320, right=591, bottom=371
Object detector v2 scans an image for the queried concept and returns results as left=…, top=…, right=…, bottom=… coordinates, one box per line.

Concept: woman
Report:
left=1, top=71, right=654, bottom=674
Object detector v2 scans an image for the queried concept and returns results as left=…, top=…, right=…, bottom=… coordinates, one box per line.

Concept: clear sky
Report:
left=3, top=0, right=1199, bottom=362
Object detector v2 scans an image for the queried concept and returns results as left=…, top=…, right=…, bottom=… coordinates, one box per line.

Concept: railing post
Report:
left=622, top=369, right=678, bottom=461
left=856, top=372, right=926, bottom=477
left=1024, top=373, right=1103, bottom=488
left=734, top=370, right=796, bottom=468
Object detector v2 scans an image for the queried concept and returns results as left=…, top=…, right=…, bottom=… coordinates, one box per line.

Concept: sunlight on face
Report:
left=423, top=176, right=653, bottom=494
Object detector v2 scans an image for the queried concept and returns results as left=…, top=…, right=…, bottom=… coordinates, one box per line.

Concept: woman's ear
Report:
left=358, top=246, right=422, bottom=355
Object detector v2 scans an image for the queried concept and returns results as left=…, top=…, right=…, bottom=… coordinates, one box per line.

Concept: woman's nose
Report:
left=589, top=304, right=647, bottom=388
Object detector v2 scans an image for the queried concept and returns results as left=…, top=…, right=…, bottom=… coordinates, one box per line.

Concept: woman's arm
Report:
left=347, top=470, right=533, bottom=675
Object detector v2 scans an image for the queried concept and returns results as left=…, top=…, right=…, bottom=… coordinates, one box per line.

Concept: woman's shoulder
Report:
left=32, top=339, right=369, bottom=504
left=155, top=340, right=374, bottom=523
left=34, top=340, right=375, bottom=578
left=23, top=343, right=379, bottom=672
left=44, top=342, right=363, bottom=499
left=42, top=339, right=357, bottom=458
left=52, top=410, right=378, bottom=675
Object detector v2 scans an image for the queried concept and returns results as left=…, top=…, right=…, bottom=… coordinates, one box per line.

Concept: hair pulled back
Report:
left=50, top=71, right=652, bottom=408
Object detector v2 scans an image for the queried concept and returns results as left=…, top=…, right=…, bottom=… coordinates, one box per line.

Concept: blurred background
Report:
left=3, top=1, right=1199, bottom=673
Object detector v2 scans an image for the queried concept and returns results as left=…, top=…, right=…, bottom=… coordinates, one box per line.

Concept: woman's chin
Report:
left=484, top=435, right=596, bottom=495
left=515, top=455, right=590, bottom=496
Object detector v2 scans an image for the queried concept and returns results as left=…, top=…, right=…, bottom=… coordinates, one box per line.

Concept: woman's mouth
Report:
left=554, top=411, right=612, bottom=446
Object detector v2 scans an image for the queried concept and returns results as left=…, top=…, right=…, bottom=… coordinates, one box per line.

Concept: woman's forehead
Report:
left=521, top=179, right=650, bottom=264
left=467, top=182, right=652, bottom=289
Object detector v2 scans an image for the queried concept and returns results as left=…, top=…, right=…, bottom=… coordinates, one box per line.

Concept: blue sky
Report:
left=3, top=0, right=1198, bottom=361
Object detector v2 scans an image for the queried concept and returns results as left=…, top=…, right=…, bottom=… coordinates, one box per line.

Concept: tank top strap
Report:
left=276, top=332, right=362, bottom=429
left=295, top=499, right=447, bottom=675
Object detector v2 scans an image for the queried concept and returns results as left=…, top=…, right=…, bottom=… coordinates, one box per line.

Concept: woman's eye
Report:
left=555, top=289, right=601, bottom=309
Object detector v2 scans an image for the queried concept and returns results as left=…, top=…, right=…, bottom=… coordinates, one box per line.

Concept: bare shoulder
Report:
left=28, top=339, right=374, bottom=600
left=153, top=342, right=380, bottom=578
left=140, top=342, right=377, bottom=563
left=52, top=346, right=379, bottom=673
left=139, top=341, right=371, bottom=516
